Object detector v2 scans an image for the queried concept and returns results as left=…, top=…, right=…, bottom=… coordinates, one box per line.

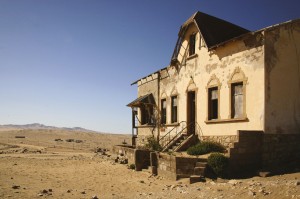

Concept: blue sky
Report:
left=0, top=0, right=299, bottom=134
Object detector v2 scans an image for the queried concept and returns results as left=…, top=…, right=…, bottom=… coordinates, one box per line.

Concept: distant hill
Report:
left=0, top=123, right=99, bottom=133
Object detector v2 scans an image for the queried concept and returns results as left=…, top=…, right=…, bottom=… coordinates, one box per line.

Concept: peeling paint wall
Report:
left=134, top=20, right=300, bottom=144
left=264, top=21, right=300, bottom=134
left=158, top=28, right=265, bottom=137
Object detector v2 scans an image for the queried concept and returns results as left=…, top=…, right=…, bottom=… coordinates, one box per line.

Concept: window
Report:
left=208, top=87, right=219, bottom=120
left=231, top=83, right=244, bottom=118
left=171, top=96, right=178, bottom=123
left=206, top=74, right=221, bottom=121
left=189, top=34, right=196, bottom=56
left=228, top=67, right=247, bottom=120
left=141, top=105, right=154, bottom=125
left=161, top=99, right=166, bottom=125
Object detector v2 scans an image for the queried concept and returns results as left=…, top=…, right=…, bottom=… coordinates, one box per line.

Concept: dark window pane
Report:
left=171, top=96, right=178, bottom=123
left=209, top=87, right=218, bottom=120
left=161, top=99, right=166, bottom=124
left=189, top=34, right=196, bottom=56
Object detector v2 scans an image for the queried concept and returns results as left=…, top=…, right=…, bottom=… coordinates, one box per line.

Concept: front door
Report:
left=187, top=91, right=196, bottom=135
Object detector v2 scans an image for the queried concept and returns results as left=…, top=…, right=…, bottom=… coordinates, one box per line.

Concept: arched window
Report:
left=170, top=88, right=178, bottom=124
left=206, top=74, right=221, bottom=120
left=228, top=67, right=248, bottom=119
left=160, top=92, right=167, bottom=125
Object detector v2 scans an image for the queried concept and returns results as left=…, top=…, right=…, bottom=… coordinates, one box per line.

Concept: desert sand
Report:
left=0, top=129, right=299, bottom=199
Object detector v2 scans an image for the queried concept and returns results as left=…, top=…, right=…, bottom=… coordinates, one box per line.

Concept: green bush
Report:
left=144, top=136, right=162, bottom=151
left=186, top=141, right=225, bottom=155
left=128, top=164, right=135, bottom=170
left=207, top=153, right=229, bottom=177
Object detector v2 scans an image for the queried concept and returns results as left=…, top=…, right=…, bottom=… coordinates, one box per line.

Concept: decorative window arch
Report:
left=161, top=92, right=167, bottom=99
left=228, top=67, right=248, bottom=119
left=186, top=77, right=198, bottom=92
left=206, top=74, right=222, bottom=120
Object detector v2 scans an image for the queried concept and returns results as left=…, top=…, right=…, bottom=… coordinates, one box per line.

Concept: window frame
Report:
left=228, top=67, right=248, bottom=119
left=171, top=95, right=178, bottom=124
left=189, top=33, right=196, bottom=56
left=208, top=87, right=219, bottom=120
left=160, top=98, right=167, bottom=125
left=206, top=74, right=221, bottom=121
left=140, top=104, right=154, bottom=125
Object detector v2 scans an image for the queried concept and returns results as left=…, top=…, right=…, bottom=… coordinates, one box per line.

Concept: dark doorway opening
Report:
left=187, top=91, right=196, bottom=135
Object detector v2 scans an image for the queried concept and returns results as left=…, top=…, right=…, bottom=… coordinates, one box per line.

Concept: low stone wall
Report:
left=135, top=149, right=151, bottom=171
left=112, top=145, right=136, bottom=165
left=156, top=153, right=177, bottom=180
left=262, top=133, right=300, bottom=170
left=154, top=153, right=202, bottom=180
left=112, top=145, right=152, bottom=171
left=201, top=135, right=238, bottom=148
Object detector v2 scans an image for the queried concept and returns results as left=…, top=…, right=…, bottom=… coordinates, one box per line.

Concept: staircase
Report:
left=190, top=160, right=207, bottom=184
left=163, top=134, right=196, bottom=152
left=159, top=121, right=200, bottom=152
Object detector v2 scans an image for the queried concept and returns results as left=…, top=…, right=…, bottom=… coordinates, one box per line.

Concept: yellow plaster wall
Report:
left=159, top=25, right=265, bottom=136
left=264, top=21, right=300, bottom=134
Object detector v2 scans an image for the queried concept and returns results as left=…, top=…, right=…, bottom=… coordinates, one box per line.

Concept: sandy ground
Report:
left=0, top=129, right=299, bottom=199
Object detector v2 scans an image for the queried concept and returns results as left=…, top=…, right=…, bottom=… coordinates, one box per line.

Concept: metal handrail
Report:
left=160, top=121, right=196, bottom=150
left=159, top=121, right=186, bottom=143
left=160, top=121, right=203, bottom=151
left=195, top=122, right=203, bottom=137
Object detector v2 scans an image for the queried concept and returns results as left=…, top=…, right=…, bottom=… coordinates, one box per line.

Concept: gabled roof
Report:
left=182, top=11, right=250, bottom=49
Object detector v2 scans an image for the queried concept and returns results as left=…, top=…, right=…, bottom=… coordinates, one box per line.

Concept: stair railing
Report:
left=159, top=121, right=186, bottom=149
left=195, top=122, right=204, bottom=138
left=160, top=121, right=198, bottom=151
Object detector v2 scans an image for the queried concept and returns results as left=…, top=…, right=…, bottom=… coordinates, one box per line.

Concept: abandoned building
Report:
left=121, top=11, right=300, bottom=180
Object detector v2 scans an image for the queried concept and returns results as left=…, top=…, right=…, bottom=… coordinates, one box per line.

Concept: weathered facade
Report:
left=127, top=12, right=300, bottom=175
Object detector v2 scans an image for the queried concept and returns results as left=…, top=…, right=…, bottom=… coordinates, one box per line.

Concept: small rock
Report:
left=259, top=171, right=272, bottom=177
left=42, top=189, right=48, bottom=194
left=91, top=195, right=98, bottom=199
left=228, top=180, right=238, bottom=186
left=48, top=189, right=52, bottom=192
left=38, top=193, right=43, bottom=196
left=81, top=191, right=86, bottom=194
left=12, top=185, right=20, bottom=189
left=248, top=190, right=256, bottom=196
left=296, top=181, right=300, bottom=186
left=67, top=189, right=71, bottom=193
left=140, top=180, right=145, bottom=183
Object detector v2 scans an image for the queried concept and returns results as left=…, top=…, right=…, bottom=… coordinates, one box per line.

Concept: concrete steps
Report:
left=190, top=161, right=207, bottom=184
left=190, top=175, right=206, bottom=184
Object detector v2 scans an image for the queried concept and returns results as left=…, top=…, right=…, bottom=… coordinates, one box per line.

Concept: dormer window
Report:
left=189, top=33, right=196, bottom=56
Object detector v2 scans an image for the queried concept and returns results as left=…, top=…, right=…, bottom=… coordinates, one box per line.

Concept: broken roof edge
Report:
left=130, top=66, right=169, bottom=86
left=208, top=18, right=300, bottom=50
left=257, top=18, right=300, bottom=33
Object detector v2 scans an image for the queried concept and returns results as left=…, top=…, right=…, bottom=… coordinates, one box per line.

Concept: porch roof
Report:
left=127, top=93, right=155, bottom=107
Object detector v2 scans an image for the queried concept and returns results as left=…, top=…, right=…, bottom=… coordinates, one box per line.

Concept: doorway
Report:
left=187, top=91, right=196, bottom=135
